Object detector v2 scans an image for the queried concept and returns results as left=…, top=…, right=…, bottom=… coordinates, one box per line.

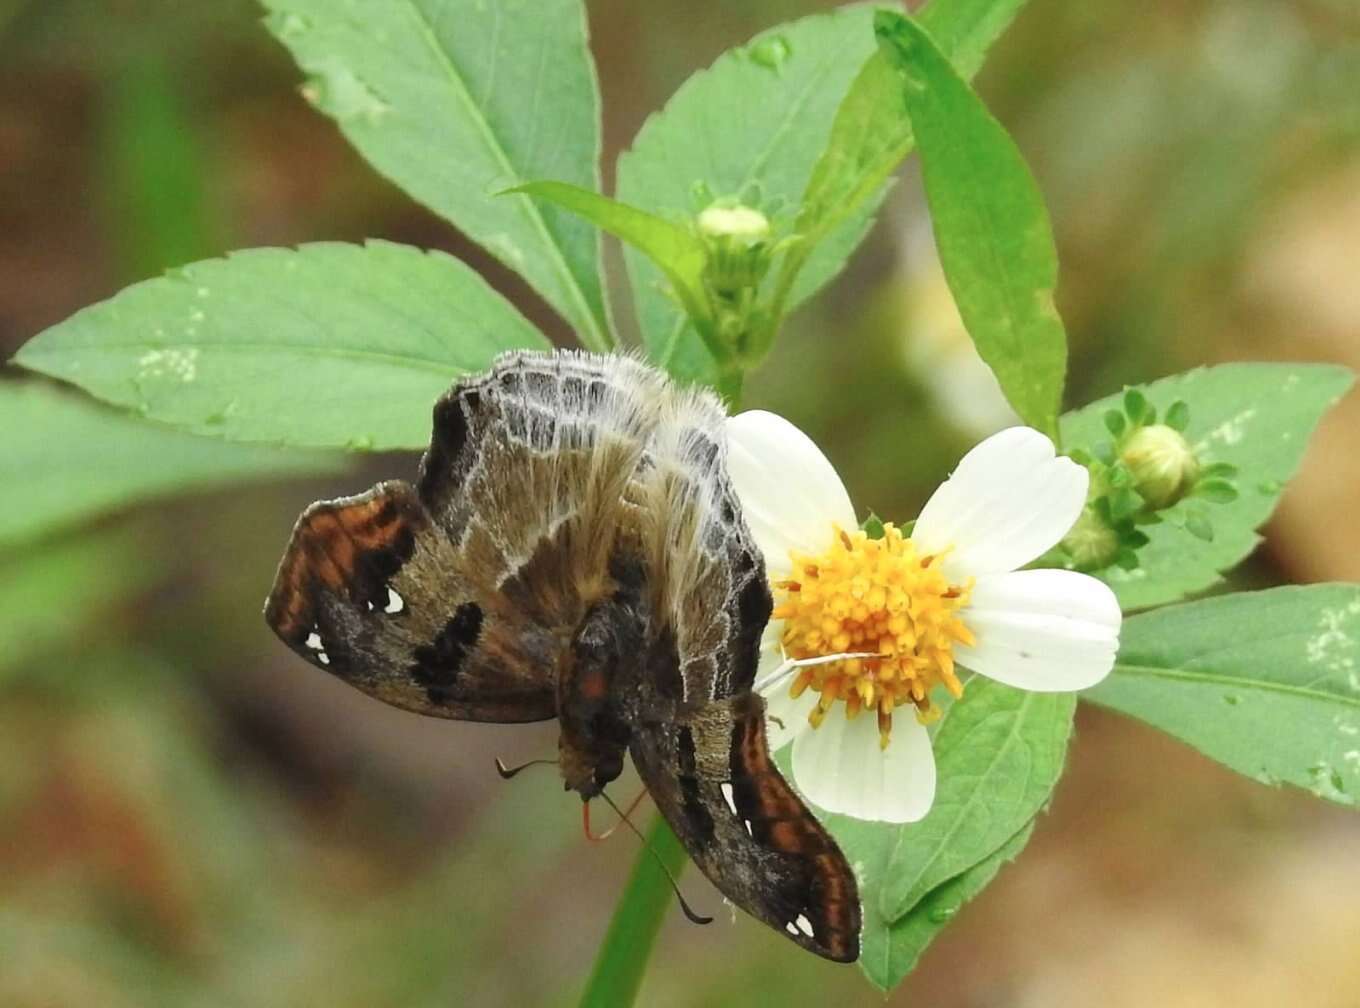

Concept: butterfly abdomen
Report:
left=556, top=565, right=650, bottom=798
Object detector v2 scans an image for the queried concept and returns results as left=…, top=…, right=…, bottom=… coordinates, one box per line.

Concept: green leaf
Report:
left=860, top=820, right=1034, bottom=992
left=1194, top=479, right=1239, bottom=504
left=1061, top=363, right=1354, bottom=610
left=509, top=181, right=711, bottom=334
left=783, top=50, right=905, bottom=303
left=878, top=680, right=1072, bottom=919
left=1183, top=510, right=1214, bottom=542
left=1109, top=486, right=1145, bottom=522
left=860, top=511, right=887, bottom=540
left=875, top=11, right=1067, bottom=438
left=616, top=7, right=882, bottom=384
left=783, top=0, right=1032, bottom=321
left=260, top=0, right=609, bottom=349
left=0, top=382, right=341, bottom=550
left=1123, top=387, right=1149, bottom=424
left=916, top=0, right=1032, bottom=80
left=15, top=242, right=548, bottom=450
left=1088, top=584, right=1360, bottom=807
left=1165, top=399, right=1191, bottom=431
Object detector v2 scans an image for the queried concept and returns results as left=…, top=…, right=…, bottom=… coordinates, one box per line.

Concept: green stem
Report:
left=576, top=814, right=689, bottom=1008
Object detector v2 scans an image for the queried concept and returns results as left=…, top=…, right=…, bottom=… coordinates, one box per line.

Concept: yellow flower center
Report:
left=773, top=523, right=975, bottom=749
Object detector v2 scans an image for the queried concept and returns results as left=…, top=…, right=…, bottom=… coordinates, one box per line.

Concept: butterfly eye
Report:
left=594, top=750, right=624, bottom=790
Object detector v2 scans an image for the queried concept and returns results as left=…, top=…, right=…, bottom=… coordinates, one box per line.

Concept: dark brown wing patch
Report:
left=264, top=481, right=557, bottom=723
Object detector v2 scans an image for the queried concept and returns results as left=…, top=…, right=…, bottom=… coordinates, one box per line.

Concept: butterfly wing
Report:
left=624, top=393, right=862, bottom=962
left=265, top=350, right=668, bottom=724
left=265, top=479, right=559, bottom=722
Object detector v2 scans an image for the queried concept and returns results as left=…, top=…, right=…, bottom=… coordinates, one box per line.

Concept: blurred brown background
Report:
left=2, top=1, right=1359, bottom=1005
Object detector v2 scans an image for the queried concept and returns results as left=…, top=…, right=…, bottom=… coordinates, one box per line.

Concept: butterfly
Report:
left=264, top=349, right=861, bottom=961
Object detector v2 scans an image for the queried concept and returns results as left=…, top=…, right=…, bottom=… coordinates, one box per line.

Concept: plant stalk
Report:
left=576, top=813, right=689, bottom=1008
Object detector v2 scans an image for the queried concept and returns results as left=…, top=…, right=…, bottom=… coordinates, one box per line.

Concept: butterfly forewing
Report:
left=265, top=480, right=559, bottom=722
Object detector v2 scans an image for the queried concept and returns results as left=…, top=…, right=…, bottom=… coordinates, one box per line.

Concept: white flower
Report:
left=725, top=412, right=1121, bottom=824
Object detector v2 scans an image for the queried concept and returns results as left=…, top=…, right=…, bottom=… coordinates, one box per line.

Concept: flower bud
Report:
left=696, top=204, right=771, bottom=243
left=1119, top=423, right=1200, bottom=509
left=1061, top=506, right=1121, bottom=570
left=697, top=203, right=772, bottom=297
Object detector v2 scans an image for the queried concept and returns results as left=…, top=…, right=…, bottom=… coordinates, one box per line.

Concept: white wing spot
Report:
left=720, top=782, right=738, bottom=816
left=384, top=587, right=405, bottom=614
left=784, top=922, right=800, bottom=937
left=305, top=631, right=323, bottom=651
left=795, top=914, right=814, bottom=937
left=317, top=652, right=331, bottom=666
left=744, top=820, right=754, bottom=836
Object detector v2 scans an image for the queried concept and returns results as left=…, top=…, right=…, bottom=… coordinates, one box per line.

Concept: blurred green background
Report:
left=3, top=1, right=1359, bottom=1005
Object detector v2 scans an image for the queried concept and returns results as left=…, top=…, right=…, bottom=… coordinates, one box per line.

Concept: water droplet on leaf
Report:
left=748, top=35, right=792, bottom=71
left=271, top=12, right=311, bottom=38
left=1307, top=763, right=1349, bottom=802
left=303, top=65, right=391, bottom=126
left=928, top=904, right=958, bottom=924
left=689, top=180, right=715, bottom=210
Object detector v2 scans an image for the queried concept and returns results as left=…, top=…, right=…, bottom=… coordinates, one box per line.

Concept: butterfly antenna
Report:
left=582, top=789, right=648, bottom=843
left=599, top=790, right=713, bottom=926
left=494, top=757, right=557, bottom=780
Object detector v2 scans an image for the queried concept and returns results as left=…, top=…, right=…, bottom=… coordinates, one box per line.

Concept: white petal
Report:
left=955, top=568, right=1121, bottom=692
left=791, top=708, right=935, bottom=824
left=912, top=427, right=1088, bottom=580
left=725, top=411, right=857, bottom=574
left=755, top=627, right=819, bottom=751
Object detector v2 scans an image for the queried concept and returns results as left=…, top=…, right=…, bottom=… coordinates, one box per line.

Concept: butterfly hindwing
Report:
left=627, top=694, right=861, bottom=962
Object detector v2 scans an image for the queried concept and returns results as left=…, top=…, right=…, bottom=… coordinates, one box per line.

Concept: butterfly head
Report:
left=558, top=732, right=625, bottom=800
